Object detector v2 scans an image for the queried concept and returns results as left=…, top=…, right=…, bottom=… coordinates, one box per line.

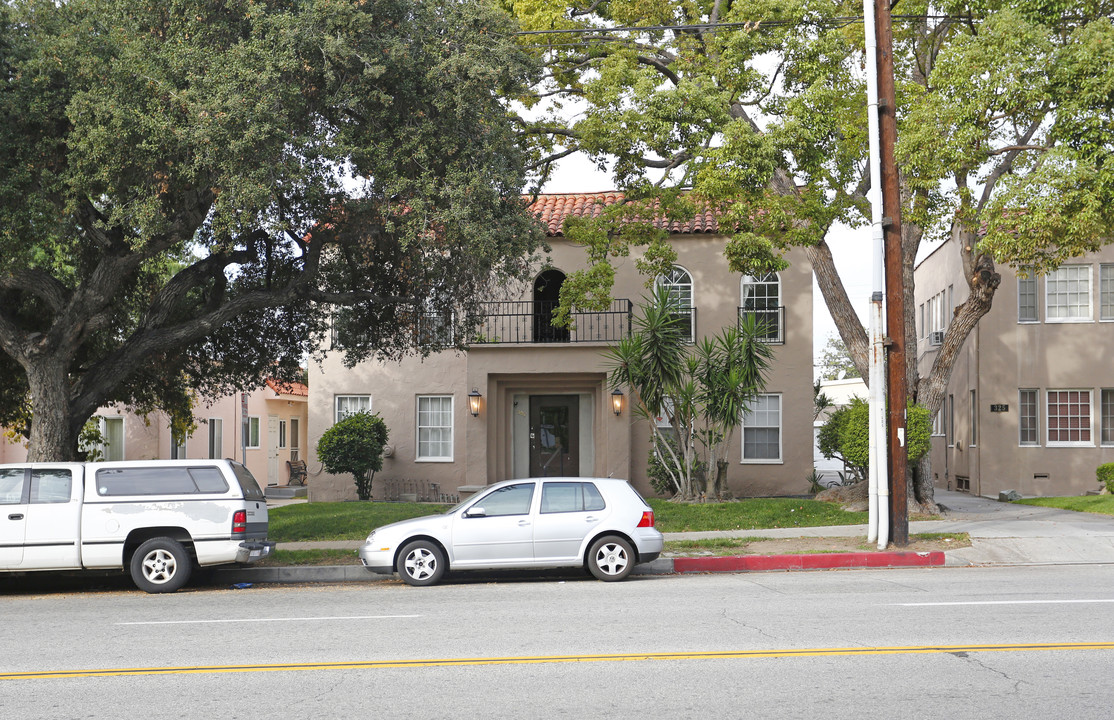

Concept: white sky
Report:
left=541, top=153, right=875, bottom=366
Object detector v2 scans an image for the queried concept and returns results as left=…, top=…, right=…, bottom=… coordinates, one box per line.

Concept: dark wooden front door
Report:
left=529, top=395, right=579, bottom=477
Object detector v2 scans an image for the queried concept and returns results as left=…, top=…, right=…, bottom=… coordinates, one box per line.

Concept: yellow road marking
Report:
left=4, top=642, right=1113, bottom=681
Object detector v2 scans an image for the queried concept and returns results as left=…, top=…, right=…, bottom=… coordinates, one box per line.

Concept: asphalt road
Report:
left=4, top=565, right=1114, bottom=719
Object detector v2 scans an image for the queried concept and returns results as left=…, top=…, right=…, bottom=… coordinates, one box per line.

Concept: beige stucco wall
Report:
left=307, top=232, right=814, bottom=501
left=915, top=240, right=1114, bottom=497
left=0, top=387, right=308, bottom=489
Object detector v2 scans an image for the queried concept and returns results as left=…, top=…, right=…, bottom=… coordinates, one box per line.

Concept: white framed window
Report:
left=170, top=427, right=187, bottom=459
left=290, top=418, right=300, bottom=450
left=97, top=417, right=125, bottom=462
left=927, top=291, right=948, bottom=333
left=1018, top=270, right=1038, bottom=322
left=335, top=395, right=371, bottom=423
left=1101, top=389, right=1114, bottom=446
left=1101, top=265, right=1114, bottom=321
left=1045, top=264, right=1092, bottom=321
left=947, top=394, right=955, bottom=447
left=416, top=395, right=454, bottom=461
left=741, top=272, right=783, bottom=342
left=1046, top=389, right=1093, bottom=446
left=931, top=406, right=945, bottom=436
left=1019, top=389, right=1039, bottom=446
left=208, top=418, right=223, bottom=459
left=969, top=390, right=977, bottom=447
left=278, top=419, right=287, bottom=449
left=919, top=303, right=925, bottom=338
left=656, top=265, right=695, bottom=343
left=247, top=416, right=261, bottom=449
left=741, top=393, right=781, bottom=462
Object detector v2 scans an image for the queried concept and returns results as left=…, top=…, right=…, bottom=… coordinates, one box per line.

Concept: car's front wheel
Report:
left=397, top=540, right=446, bottom=586
left=587, top=536, right=634, bottom=581
left=130, top=537, right=193, bottom=593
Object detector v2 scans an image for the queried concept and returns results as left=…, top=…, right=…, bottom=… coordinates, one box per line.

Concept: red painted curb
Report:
left=672, top=551, right=945, bottom=573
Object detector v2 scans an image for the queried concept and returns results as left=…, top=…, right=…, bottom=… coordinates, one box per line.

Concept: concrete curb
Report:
left=210, top=550, right=947, bottom=586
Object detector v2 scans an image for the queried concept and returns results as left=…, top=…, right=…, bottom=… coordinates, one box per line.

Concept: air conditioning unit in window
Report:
left=928, top=331, right=945, bottom=346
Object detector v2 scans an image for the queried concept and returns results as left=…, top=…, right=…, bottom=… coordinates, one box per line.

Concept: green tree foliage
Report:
left=316, top=412, right=389, bottom=501
left=0, top=0, right=543, bottom=460
left=506, top=0, right=1114, bottom=506
left=605, top=285, right=773, bottom=499
left=818, top=398, right=930, bottom=481
left=817, top=335, right=861, bottom=381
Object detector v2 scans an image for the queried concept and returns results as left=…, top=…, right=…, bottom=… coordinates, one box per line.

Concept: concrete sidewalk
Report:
left=212, top=490, right=1114, bottom=585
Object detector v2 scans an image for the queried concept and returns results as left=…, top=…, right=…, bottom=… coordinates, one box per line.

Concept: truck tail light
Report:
left=232, top=510, right=247, bottom=534
left=637, top=510, right=655, bottom=528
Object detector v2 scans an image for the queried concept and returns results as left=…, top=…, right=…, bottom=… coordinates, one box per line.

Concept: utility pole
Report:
left=875, top=0, right=909, bottom=546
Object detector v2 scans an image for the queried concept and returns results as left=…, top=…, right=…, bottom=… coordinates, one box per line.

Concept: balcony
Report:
left=474, top=300, right=633, bottom=345
left=738, top=306, right=785, bottom=344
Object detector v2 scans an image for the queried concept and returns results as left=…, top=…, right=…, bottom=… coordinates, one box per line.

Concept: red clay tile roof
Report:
left=266, top=379, right=309, bottom=397
left=527, top=192, right=721, bottom=237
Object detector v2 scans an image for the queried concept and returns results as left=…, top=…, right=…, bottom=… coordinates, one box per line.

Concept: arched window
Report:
left=741, top=272, right=783, bottom=343
left=656, top=265, right=695, bottom=343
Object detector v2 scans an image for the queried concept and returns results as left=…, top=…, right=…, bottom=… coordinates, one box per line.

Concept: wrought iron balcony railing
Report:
left=474, top=300, right=633, bottom=345
left=738, top=305, right=785, bottom=344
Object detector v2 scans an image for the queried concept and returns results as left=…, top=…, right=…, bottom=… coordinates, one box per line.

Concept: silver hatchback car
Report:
left=358, top=477, right=664, bottom=586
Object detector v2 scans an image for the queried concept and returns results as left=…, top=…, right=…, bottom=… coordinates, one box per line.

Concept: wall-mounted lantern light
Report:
left=468, top=388, right=483, bottom=417
left=611, top=388, right=624, bottom=416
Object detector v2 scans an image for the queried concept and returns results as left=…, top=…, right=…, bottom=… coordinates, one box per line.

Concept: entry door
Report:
left=529, top=396, right=579, bottom=477
left=267, top=415, right=280, bottom=486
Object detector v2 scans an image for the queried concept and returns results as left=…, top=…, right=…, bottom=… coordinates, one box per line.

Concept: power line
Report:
left=515, top=15, right=966, bottom=37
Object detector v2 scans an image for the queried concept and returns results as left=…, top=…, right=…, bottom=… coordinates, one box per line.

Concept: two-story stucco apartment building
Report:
left=306, top=192, right=815, bottom=501
left=0, top=380, right=309, bottom=488
left=915, top=240, right=1114, bottom=497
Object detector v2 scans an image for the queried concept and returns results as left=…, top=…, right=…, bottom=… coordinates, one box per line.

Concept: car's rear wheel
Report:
left=130, top=537, right=192, bottom=593
left=587, top=536, right=634, bottom=581
left=397, top=540, right=446, bottom=586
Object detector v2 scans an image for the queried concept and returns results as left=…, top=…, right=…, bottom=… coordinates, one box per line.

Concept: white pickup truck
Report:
left=0, top=459, right=276, bottom=593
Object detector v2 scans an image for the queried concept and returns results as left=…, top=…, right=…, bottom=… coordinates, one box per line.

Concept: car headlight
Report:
left=365, top=531, right=376, bottom=544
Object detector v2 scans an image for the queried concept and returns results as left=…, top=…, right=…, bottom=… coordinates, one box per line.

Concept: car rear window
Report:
left=541, top=482, right=607, bottom=513
left=229, top=462, right=266, bottom=501
left=95, top=466, right=230, bottom=496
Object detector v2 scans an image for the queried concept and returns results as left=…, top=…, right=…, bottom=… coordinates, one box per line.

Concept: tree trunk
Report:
left=25, top=359, right=82, bottom=462
left=807, top=243, right=870, bottom=381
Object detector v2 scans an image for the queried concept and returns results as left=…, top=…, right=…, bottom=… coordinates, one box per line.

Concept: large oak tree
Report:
left=0, top=0, right=543, bottom=460
left=508, top=0, right=1114, bottom=505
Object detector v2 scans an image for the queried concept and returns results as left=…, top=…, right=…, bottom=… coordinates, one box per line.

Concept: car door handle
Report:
left=8, top=514, right=23, bottom=521
left=518, top=520, right=531, bottom=527
left=585, top=516, right=598, bottom=522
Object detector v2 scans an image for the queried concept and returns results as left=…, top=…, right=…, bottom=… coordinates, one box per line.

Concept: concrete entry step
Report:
left=266, top=485, right=308, bottom=499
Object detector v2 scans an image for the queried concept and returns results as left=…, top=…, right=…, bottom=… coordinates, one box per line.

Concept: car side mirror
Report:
left=465, top=507, right=486, bottom=518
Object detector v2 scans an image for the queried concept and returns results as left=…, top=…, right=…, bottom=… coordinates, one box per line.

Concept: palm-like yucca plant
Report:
left=604, top=285, right=773, bottom=499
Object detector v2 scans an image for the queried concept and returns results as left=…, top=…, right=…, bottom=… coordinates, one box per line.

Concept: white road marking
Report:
left=116, top=615, right=420, bottom=625
left=892, top=599, right=1114, bottom=607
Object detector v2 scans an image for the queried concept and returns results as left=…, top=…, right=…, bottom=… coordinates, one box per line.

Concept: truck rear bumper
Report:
left=236, top=541, right=277, bottom=564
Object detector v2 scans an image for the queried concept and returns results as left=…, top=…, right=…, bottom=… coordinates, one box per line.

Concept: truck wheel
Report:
left=130, top=538, right=192, bottom=593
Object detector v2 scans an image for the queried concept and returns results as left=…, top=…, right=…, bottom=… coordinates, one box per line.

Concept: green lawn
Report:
left=267, top=497, right=869, bottom=542
left=267, top=502, right=449, bottom=542
left=649, top=497, right=868, bottom=532
left=1015, top=495, right=1114, bottom=516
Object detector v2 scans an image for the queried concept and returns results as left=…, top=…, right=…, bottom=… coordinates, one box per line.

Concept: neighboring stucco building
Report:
left=307, top=192, right=815, bottom=501
left=914, top=240, right=1114, bottom=497
left=0, top=380, right=308, bottom=488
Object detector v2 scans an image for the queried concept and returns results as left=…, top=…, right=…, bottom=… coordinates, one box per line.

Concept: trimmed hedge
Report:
left=1098, top=463, right=1114, bottom=494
